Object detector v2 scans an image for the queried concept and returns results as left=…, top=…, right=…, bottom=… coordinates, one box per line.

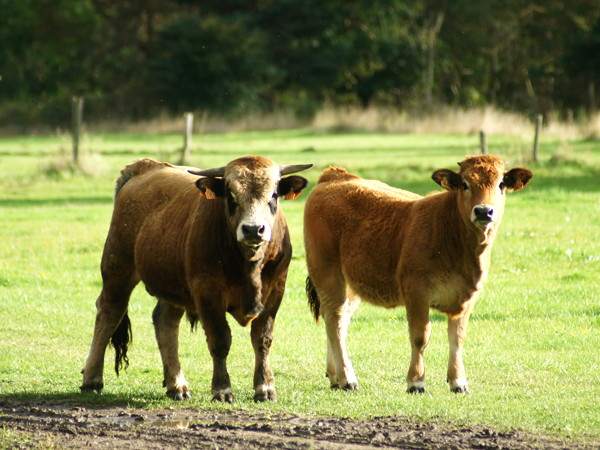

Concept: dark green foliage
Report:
left=1, top=0, right=600, bottom=127
left=146, top=15, right=274, bottom=114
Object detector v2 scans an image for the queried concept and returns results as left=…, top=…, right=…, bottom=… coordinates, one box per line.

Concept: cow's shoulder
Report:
left=317, top=166, right=359, bottom=184
left=116, top=158, right=176, bottom=196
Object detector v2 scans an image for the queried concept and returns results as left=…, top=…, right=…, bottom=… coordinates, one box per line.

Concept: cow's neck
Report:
left=460, top=218, right=498, bottom=290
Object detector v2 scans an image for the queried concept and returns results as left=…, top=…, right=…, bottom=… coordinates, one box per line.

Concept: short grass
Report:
left=0, top=129, right=599, bottom=438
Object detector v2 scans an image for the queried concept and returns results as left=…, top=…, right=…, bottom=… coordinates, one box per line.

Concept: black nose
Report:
left=241, top=224, right=266, bottom=240
left=473, top=205, right=494, bottom=222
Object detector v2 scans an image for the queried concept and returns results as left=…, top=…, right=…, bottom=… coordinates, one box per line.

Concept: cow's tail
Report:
left=306, top=276, right=321, bottom=323
left=110, top=311, right=132, bottom=376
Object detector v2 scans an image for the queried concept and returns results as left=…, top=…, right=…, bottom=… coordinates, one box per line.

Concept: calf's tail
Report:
left=110, top=311, right=132, bottom=376
left=306, top=276, right=321, bottom=323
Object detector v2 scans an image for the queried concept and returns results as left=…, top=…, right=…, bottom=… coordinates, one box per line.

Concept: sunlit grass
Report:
left=0, top=129, right=599, bottom=438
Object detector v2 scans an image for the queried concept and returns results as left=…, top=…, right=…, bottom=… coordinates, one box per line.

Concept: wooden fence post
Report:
left=533, top=114, right=542, bottom=163
left=180, top=112, right=194, bottom=165
left=71, top=96, right=84, bottom=165
left=479, top=130, right=487, bottom=155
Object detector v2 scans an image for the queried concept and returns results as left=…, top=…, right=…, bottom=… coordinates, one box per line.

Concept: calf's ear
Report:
left=196, top=177, right=225, bottom=199
left=432, top=169, right=462, bottom=190
left=279, top=176, right=309, bottom=200
left=503, top=168, right=533, bottom=192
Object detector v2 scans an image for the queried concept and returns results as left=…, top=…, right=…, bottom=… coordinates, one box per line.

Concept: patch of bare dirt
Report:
left=0, top=399, right=597, bottom=450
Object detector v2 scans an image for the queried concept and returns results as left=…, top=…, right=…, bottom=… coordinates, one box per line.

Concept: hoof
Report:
left=451, top=386, right=469, bottom=394
left=342, top=382, right=359, bottom=391
left=212, top=392, right=234, bottom=403
left=167, top=389, right=192, bottom=401
left=80, top=384, right=103, bottom=395
left=407, top=386, right=425, bottom=394
left=254, top=389, right=277, bottom=403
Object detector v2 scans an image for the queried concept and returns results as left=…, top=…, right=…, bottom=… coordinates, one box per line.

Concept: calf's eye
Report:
left=462, top=182, right=469, bottom=191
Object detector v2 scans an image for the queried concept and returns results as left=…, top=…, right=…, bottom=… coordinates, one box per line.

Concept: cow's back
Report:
left=102, top=160, right=205, bottom=296
left=304, top=167, right=421, bottom=307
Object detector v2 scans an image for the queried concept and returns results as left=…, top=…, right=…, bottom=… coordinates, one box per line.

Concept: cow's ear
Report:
left=432, top=169, right=462, bottom=190
left=196, top=177, right=225, bottom=199
left=503, top=168, right=533, bottom=192
left=279, top=175, right=309, bottom=200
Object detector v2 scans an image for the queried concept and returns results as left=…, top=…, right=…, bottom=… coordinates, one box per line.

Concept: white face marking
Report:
left=226, top=164, right=280, bottom=247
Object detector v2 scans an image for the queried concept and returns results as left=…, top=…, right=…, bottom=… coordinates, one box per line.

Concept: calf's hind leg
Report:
left=152, top=300, right=191, bottom=400
left=321, top=289, right=360, bottom=391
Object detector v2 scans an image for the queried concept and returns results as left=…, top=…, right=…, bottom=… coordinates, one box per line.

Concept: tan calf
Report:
left=304, top=155, right=532, bottom=393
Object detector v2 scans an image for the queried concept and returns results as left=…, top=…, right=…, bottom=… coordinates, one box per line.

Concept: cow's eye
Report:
left=227, top=190, right=238, bottom=214
left=499, top=181, right=505, bottom=193
left=268, top=191, right=278, bottom=214
left=462, top=182, right=469, bottom=191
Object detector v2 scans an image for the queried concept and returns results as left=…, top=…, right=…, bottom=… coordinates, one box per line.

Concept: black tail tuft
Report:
left=110, top=312, right=132, bottom=376
left=186, top=312, right=199, bottom=333
left=306, top=276, right=321, bottom=323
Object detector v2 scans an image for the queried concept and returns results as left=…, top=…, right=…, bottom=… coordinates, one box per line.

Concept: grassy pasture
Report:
left=0, top=129, right=599, bottom=438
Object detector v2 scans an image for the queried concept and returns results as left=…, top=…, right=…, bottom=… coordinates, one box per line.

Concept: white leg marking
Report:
left=449, top=378, right=468, bottom=391
left=407, top=380, right=425, bottom=391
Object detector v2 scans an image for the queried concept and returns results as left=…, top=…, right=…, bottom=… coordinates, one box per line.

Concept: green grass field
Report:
left=0, top=129, right=599, bottom=438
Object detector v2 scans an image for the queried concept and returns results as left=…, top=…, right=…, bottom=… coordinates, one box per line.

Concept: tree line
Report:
left=1, top=0, right=599, bottom=129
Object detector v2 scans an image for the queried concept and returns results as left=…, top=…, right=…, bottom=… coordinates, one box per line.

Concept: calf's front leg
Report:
left=446, top=300, right=476, bottom=393
left=406, top=295, right=432, bottom=393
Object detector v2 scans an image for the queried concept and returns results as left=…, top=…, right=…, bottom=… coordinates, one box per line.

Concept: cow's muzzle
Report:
left=471, top=205, right=497, bottom=226
left=238, top=221, right=272, bottom=247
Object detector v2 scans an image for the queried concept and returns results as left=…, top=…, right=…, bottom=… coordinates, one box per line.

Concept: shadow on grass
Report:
left=0, top=196, right=113, bottom=208
left=0, top=392, right=166, bottom=409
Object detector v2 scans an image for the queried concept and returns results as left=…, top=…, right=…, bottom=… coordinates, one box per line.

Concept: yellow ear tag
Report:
left=285, top=190, right=302, bottom=200
left=200, top=187, right=216, bottom=200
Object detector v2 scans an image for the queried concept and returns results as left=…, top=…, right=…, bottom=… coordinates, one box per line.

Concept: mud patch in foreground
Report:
left=0, top=400, right=596, bottom=450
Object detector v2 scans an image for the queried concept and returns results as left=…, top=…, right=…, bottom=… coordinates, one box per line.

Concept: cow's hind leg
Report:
left=81, top=275, right=139, bottom=394
left=446, top=300, right=475, bottom=393
left=321, top=286, right=360, bottom=391
left=152, top=300, right=191, bottom=400
left=250, top=286, right=284, bottom=402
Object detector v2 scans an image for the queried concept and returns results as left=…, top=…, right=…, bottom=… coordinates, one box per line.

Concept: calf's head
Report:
left=190, top=156, right=311, bottom=253
left=432, top=155, right=532, bottom=231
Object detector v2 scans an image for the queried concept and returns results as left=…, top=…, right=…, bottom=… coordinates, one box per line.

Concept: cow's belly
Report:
left=134, top=221, right=192, bottom=307
left=344, top=270, right=404, bottom=308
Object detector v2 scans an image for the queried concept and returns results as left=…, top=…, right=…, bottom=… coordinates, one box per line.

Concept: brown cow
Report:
left=304, top=155, right=532, bottom=393
left=80, top=156, right=311, bottom=402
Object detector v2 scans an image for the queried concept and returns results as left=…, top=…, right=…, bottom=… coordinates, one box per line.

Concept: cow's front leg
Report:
left=406, top=297, right=431, bottom=393
left=198, top=301, right=233, bottom=403
left=250, top=287, right=284, bottom=402
left=152, top=300, right=191, bottom=400
left=446, top=300, right=476, bottom=393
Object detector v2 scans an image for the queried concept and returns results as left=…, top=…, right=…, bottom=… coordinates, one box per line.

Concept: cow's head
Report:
left=432, top=155, right=532, bottom=231
left=189, top=156, right=311, bottom=253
